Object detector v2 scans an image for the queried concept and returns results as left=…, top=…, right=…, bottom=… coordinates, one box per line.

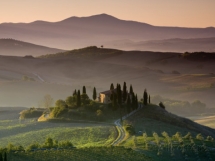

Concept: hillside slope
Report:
left=0, top=39, right=64, bottom=56
left=127, top=105, right=215, bottom=137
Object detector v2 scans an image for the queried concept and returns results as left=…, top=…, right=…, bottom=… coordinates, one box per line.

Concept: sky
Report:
left=0, top=0, right=215, bottom=27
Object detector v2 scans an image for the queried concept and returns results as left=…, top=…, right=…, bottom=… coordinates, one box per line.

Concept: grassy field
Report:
left=7, top=147, right=151, bottom=161
left=0, top=119, right=116, bottom=148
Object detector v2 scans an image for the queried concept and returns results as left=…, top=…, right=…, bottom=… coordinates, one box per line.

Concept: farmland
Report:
left=0, top=119, right=116, bottom=148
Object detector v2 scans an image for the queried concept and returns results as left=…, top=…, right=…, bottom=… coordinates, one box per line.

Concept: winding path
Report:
left=112, top=104, right=143, bottom=146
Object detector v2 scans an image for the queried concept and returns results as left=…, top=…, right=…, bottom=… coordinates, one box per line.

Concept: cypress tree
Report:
left=112, top=93, right=117, bottom=111
left=82, top=86, right=86, bottom=94
left=132, top=93, right=136, bottom=111
left=3, top=152, right=6, bottom=161
left=149, top=95, right=151, bottom=104
left=110, top=83, right=114, bottom=90
left=127, top=95, right=131, bottom=114
left=143, top=89, right=148, bottom=105
left=110, top=93, right=113, bottom=101
left=77, top=90, right=81, bottom=107
left=117, top=85, right=122, bottom=105
left=73, top=89, right=77, bottom=96
left=129, top=85, right=133, bottom=94
left=135, top=94, right=138, bottom=109
left=0, top=153, right=3, bottom=161
left=123, top=82, right=127, bottom=102
left=93, top=87, right=97, bottom=100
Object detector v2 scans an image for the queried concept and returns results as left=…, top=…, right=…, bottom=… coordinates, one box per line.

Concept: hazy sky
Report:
left=1, top=0, right=215, bottom=27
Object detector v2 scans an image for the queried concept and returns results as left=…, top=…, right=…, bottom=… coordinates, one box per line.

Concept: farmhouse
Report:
left=99, top=89, right=117, bottom=104
left=99, top=88, right=133, bottom=104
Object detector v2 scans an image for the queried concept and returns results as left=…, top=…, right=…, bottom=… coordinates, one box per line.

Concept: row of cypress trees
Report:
left=73, top=86, right=97, bottom=107
left=71, top=83, right=150, bottom=109
left=110, top=82, right=139, bottom=113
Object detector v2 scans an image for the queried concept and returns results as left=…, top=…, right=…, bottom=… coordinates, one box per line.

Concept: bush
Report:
left=19, top=108, right=44, bottom=119
left=58, top=141, right=73, bottom=148
left=55, top=99, right=67, bottom=108
left=183, top=132, right=192, bottom=139
left=26, top=143, right=40, bottom=151
left=159, top=102, right=165, bottom=109
left=50, top=106, right=68, bottom=118
left=6, top=143, right=24, bottom=152
left=206, top=136, right=214, bottom=142
left=196, top=133, right=204, bottom=141
left=65, top=96, right=77, bottom=107
left=125, top=125, right=135, bottom=135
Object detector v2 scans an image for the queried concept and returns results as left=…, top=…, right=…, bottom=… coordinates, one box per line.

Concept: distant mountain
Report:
left=0, top=39, right=64, bottom=56
left=0, top=14, right=215, bottom=50
left=107, top=37, right=215, bottom=52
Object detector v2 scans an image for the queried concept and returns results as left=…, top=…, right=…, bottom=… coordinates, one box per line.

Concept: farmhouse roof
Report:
left=100, top=89, right=117, bottom=95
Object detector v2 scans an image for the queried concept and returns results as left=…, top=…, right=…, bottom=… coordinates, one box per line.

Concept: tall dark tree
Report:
left=73, top=89, right=77, bottom=96
left=123, top=82, right=127, bottom=102
left=135, top=94, right=138, bottom=109
left=0, top=153, right=3, bottom=161
left=143, top=89, right=148, bottom=105
left=82, top=86, right=86, bottom=94
left=127, top=95, right=131, bottom=114
left=110, top=83, right=114, bottom=90
left=77, top=90, right=81, bottom=107
left=93, top=87, right=97, bottom=101
left=3, top=152, right=6, bottom=161
left=117, top=85, right=122, bottom=105
left=132, top=93, right=136, bottom=111
left=149, top=95, right=151, bottom=104
left=112, top=93, right=117, bottom=111
left=129, top=85, right=133, bottom=94
left=110, top=93, right=113, bottom=101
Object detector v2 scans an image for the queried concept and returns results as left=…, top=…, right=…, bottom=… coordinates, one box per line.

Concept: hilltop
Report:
left=39, top=46, right=123, bottom=59
left=0, top=39, right=64, bottom=56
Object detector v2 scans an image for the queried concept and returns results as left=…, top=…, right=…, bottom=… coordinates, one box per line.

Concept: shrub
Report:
left=125, top=125, right=135, bottom=135
left=196, top=133, right=204, bottom=141
left=58, top=141, right=73, bottom=148
left=26, top=143, right=40, bottom=151
left=183, top=132, right=192, bottom=139
left=19, top=108, right=44, bottom=119
left=55, top=99, right=67, bottom=108
left=206, top=136, right=214, bottom=142
left=159, top=102, right=165, bottom=109
left=50, top=106, right=68, bottom=118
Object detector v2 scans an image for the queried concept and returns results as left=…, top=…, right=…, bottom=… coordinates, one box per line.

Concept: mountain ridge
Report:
left=1, top=14, right=215, bottom=50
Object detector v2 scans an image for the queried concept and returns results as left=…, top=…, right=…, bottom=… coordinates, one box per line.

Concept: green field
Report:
left=8, top=147, right=151, bottom=161
left=0, top=119, right=116, bottom=148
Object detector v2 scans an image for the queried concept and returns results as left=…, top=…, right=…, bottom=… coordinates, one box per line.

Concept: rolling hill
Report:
left=109, top=37, right=215, bottom=52
left=126, top=105, right=215, bottom=138
left=0, top=39, right=64, bottom=56
left=0, top=14, right=215, bottom=50
left=0, top=46, right=214, bottom=110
